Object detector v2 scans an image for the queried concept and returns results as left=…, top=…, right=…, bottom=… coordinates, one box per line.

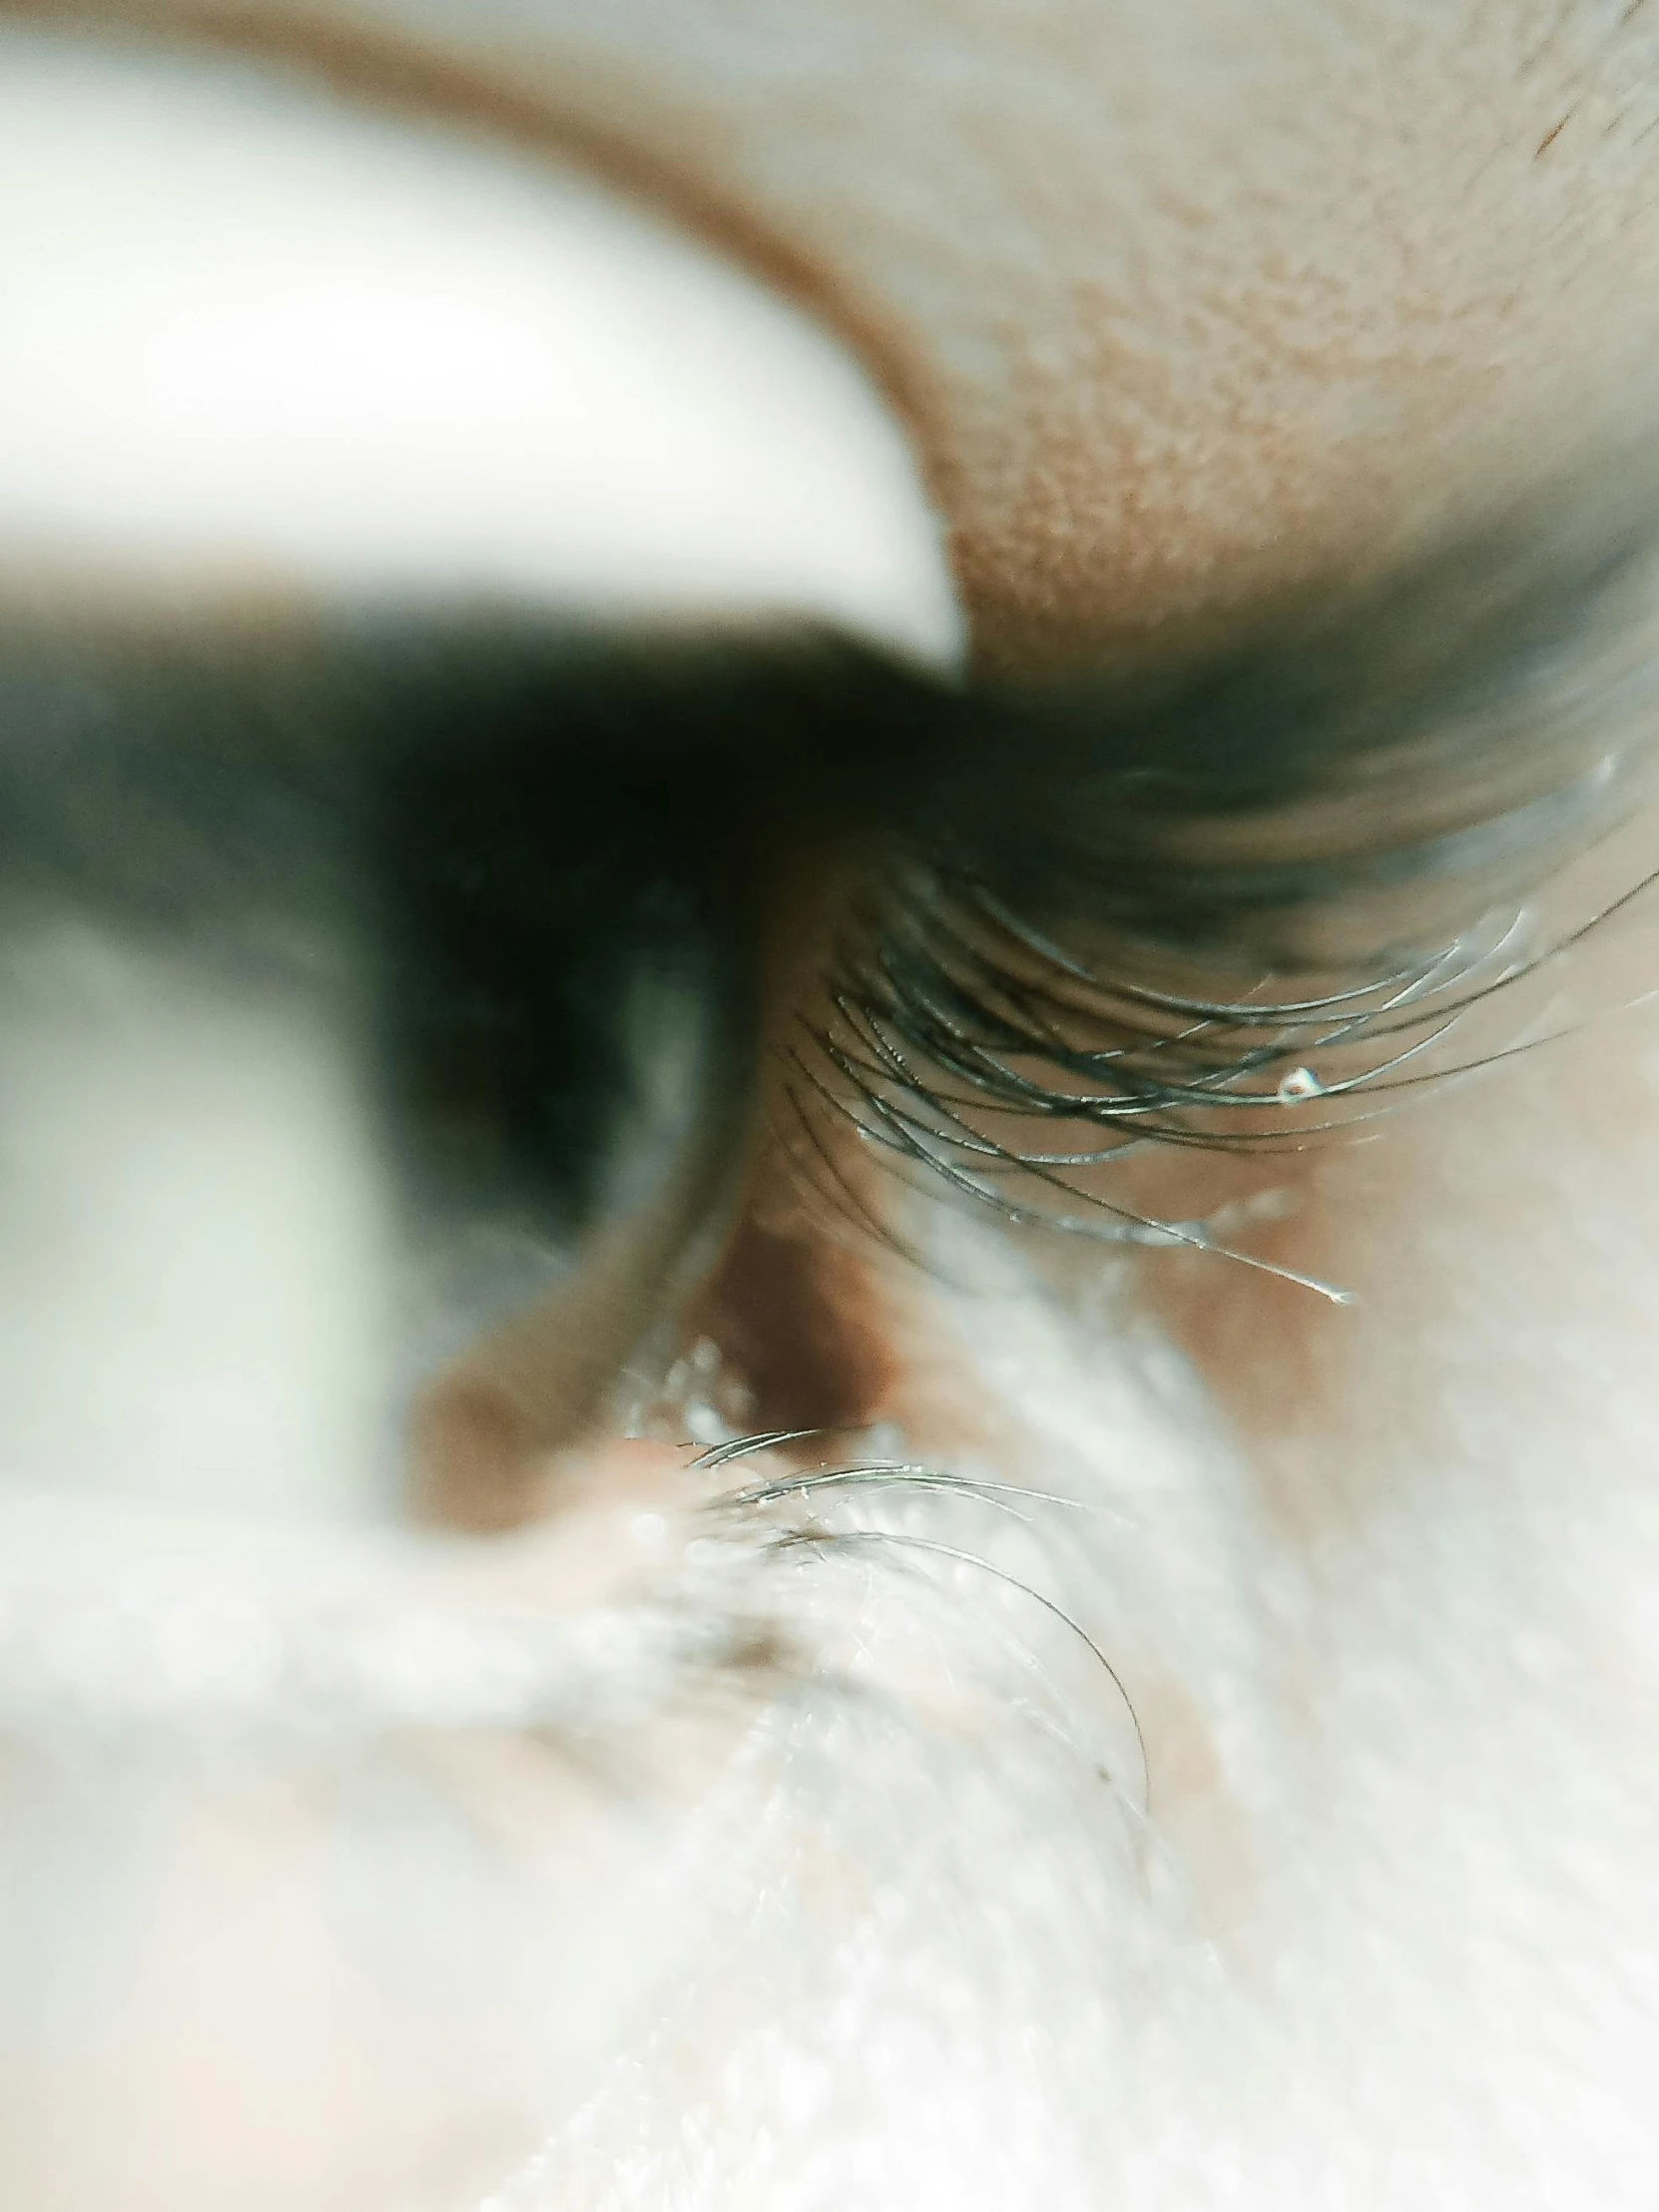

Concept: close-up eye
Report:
left=6, top=8, right=1659, bottom=2212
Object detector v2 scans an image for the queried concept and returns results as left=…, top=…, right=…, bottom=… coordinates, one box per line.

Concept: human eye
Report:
left=8, top=15, right=1659, bottom=2212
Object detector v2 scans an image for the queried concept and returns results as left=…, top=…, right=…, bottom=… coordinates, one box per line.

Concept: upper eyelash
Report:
left=782, top=838, right=1659, bottom=1301
left=768, top=581, right=1659, bottom=1280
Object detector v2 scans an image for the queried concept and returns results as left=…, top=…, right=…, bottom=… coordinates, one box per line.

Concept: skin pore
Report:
left=4, top=4, right=1659, bottom=2209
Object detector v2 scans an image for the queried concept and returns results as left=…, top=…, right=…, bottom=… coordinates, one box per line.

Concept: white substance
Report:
left=0, top=32, right=962, bottom=670
left=3, top=1113, right=1659, bottom=2212
left=519, top=1206, right=1659, bottom=2212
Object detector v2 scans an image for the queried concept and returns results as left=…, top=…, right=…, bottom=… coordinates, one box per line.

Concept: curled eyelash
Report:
left=783, top=845, right=1659, bottom=1298
left=0, top=1430, right=1142, bottom=1811
left=691, top=1427, right=1150, bottom=1814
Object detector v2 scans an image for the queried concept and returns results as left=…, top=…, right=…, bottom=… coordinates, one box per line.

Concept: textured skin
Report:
left=12, top=0, right=1659, bottom=668
left=4, top=8, right=1659, bottom=2210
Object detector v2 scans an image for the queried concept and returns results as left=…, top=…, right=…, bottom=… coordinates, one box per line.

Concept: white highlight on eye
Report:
left=0, top=30, right=963, bottom=671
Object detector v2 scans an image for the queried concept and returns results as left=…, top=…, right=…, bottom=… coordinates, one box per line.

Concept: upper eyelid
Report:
left=979, top=492, right=1659, bottom=804
left=883, top=478, right=1659, bottom=951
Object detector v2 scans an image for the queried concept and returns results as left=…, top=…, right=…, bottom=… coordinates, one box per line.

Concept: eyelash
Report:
left=780, top=829, right=1646, bottom=1304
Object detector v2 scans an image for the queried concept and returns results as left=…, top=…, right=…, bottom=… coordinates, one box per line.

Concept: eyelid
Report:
left=903, top=498, right=1659, bottom=965
left=0, top=27, right=964, bottom=675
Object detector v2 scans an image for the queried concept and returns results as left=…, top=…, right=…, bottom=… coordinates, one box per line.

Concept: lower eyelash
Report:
left=0, top=1458, right=1137, bottom=1828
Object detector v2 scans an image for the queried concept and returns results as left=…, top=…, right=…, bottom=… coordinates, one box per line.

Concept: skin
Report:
left=4, top=4, right=1659, bottom=2208
left=19, top=0, right=1659, bottom=667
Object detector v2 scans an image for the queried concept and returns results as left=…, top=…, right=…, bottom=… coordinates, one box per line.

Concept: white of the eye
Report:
left=0, top=915, right=397, bottom=1521
left=0, top=29, right=963, bottom=671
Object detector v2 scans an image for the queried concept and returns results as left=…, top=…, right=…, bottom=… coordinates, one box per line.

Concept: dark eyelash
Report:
left=767, top=516, right=1659, bottom=1284
left=784, top=832, right=1658, bottom=1302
